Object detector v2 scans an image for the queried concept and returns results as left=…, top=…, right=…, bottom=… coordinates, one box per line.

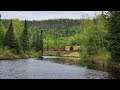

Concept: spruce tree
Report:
left=4, top=20, right=18, bottom=50
left=21, top=20, right=29, bottom=52
left=35, top=31, right=41, bottom=52
left=106, top=11, right=120, bottom=62
left=40, top=30, right=43, bottom=55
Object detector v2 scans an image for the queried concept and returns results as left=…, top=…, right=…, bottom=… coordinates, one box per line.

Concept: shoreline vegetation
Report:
left=0, top=49, right=120, bottom=70
left=0, top=50, right=80, bottom=60
left=0, top=48, right=38, bottom=60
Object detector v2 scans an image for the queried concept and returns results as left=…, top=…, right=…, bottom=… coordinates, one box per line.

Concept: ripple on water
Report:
left=0, top=58, right=111, bottom=79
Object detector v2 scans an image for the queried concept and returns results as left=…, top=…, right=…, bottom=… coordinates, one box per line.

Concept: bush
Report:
left=37, top=51, right=43, bottom=59
left=0, top=47, right=19, bottom=60
left=92, top=49, right=111, bottom=61
left=80, top=48, right=90, bottom=61
left=20, top=50, right=39, bottom=58
left=80, top=47, right=111, bottom=62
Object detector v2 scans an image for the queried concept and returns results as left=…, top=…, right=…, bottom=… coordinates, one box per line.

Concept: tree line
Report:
left=2, top=19, right=80, bottom=30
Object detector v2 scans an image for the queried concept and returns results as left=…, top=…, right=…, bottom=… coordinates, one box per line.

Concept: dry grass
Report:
left=43, top=51, right=80, bottom=58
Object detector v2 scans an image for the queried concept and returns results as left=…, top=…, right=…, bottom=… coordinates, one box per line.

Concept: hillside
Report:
left=1, top=19, right=80, bottom=30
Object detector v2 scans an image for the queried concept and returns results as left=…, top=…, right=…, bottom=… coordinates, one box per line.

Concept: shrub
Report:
left=0, top=47, right=19, bottom=60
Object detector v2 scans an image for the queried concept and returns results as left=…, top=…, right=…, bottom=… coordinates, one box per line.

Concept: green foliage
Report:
left=0, top=21, right=6, bottom=47
left=12, top=19, right=24, bottom=53
left=21, top=20, right=30, bottom=51
left=28, top=19, right=80, bottom=30
left=43, top=51, right=55, bottom=56
left=35, top=31, right=41, bottom=52
left=0, top=47, right=19, bottom=60
left=80, top=15, right=109, bottom=61
left=38, top=51, right=43, bottom=58
left=2, top=19, right=80, bottom=30
left=105, top=11, right=120, bottom=62
left=40, top=30, right=43, bottom=55
left=93, top=49, right=111, bottom=61
left=12, top=19, right=24, bottom=39
left=20, top=50, right=39, bottom=58
left=56, top=51, right=61, bottom=56
left=4, top=20, right=18, bottom=51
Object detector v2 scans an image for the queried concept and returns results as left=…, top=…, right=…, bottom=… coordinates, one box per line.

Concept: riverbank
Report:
left=43, top=51, right=120, bottom=72
left=0, top=54, right=35, bottom=60
left=1, top=50, right=120, bottom=71
left=0, top=50, right=80, bottom=60
left=43, top=51, right=80, bottom=58
left=86, top=60, right=120, bottom=69
left=0, top=48, right=39, bottom=60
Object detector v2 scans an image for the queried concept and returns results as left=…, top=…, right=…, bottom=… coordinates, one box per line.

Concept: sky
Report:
left=0, top=11, right=101, bottom=20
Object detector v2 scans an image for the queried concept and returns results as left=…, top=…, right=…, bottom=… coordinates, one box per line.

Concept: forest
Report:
left=0, top=11, right=120, bottom=64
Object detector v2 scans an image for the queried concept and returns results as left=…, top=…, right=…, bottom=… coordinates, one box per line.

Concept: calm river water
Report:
left=0, top=56, right=119, bottom=79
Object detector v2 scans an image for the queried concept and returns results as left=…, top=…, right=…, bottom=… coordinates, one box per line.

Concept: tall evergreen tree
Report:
left=106, top=11, right=120, bottom=62
left=4, top=20, right=18, bottom=50
left=35, top=31, right=41, bottom=52
left=40, top=30, right=43, bottom=55
left=21, top=20, right=29, bottom=51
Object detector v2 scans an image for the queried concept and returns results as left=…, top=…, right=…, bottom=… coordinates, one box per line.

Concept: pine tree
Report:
left=4, top=20, right=18, bottom=50
left=21, top=20, right=29, bottom=51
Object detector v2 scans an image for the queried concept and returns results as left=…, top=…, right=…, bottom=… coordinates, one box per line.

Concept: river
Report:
left=0, top=56, right=118, bottom=79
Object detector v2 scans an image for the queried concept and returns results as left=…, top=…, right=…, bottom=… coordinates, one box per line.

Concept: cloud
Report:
left=0, top=11, right=96, bottom=20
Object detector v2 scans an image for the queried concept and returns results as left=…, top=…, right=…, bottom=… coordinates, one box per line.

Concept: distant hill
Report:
left=1, top=19, right=80, bottom=30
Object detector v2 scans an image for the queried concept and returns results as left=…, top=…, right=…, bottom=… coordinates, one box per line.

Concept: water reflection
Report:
left=44, top=56, right=120, bottom=79
left=107, top=67, right=120, bottom=79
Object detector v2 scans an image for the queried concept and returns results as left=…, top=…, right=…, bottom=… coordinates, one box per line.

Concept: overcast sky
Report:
left=0, top=11, right=100, bottom=20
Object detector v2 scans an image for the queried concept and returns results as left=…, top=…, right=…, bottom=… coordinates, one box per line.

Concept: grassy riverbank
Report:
left=0, top=50, right=80, bottom=60
left=0, top=48, right=39, bottom=60
left=43, top=51, right=80, bottom=58
left=0, top=49, right=114, bottom=69
left=43, top=51, right=117, bottom=69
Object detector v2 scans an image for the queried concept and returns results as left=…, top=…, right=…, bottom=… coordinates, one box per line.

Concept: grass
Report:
left=43, top=51, right=57, bottom=56
left=43, top=51, right=80, bottom=58
left=92, top=51, right=111, bottom=62
left=0, top=48, right=19, bottom=60
left=80, top=48, right=111, bottom=61
left=0, top=48, right=39, bottom=60
left=20, top=50, right=39, bottom=58
left=0, top=47, right=110, bottom=64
